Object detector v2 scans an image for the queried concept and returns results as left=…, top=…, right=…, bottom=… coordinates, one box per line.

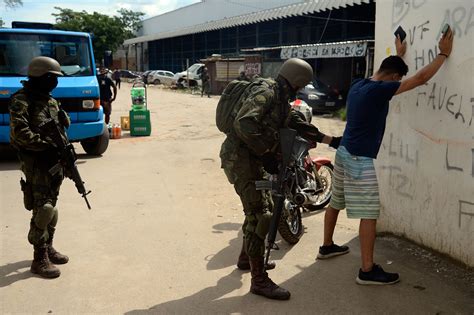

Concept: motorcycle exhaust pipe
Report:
left=294, top=190, right=318, bottom=205
left=294, top=192, right=308, bottom=205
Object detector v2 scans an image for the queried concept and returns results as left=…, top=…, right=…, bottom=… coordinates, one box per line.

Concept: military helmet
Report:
left=278, top=58, right=313, bottom=90
left=28, top=56, right=63, bottom=78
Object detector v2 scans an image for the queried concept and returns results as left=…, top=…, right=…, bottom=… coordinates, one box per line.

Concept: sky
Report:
left=1, top=0, right=201, bottom=27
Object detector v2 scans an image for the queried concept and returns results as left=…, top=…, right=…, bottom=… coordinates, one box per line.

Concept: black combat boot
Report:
left=47, top=228, right=69, bottom=264
left=31, top=244, right=61, bottom=278
left=249, top=257, right=290, bottom=300
left=237, top=241, right=276, bottom=270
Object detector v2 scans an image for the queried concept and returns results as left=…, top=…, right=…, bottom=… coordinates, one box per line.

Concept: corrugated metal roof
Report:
left=125, top=0, right=372, bottom=45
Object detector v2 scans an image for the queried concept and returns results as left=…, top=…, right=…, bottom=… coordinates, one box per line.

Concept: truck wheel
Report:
left=80, top=127, right=109, bottom=155
left=176, top=78, right=185, bottom=88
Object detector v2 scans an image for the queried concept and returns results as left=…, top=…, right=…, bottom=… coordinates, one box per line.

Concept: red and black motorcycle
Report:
left=277, top=135, right=334, bottom=244
left=277, top=100, right=334, bottom=244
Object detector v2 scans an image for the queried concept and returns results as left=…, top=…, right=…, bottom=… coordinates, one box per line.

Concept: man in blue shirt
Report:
left=317, top=29, right=454, bottom=285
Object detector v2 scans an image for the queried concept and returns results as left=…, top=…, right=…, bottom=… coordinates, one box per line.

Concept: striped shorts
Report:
left=329, top=146, right=380, bottom=219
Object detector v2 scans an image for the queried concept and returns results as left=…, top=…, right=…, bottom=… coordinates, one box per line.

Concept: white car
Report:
left=147, top=70, right=175, bottom=85
left=173, top=63, right=204, bottom=87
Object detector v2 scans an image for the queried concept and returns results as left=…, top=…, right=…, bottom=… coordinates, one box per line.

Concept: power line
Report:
left=224, top=0, right=265, bottom=11
left=317, top=10, right=331, bottom=44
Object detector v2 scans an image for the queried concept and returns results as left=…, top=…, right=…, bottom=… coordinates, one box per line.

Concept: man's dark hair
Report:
left=378, top=56, right=408, bottom=76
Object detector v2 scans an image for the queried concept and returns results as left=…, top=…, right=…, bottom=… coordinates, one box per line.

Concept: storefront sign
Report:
left=280, top=42, right=367, bottom=59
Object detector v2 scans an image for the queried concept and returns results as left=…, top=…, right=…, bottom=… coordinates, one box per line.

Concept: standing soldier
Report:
left=9, top=56, right=70, bottom=278
left=219, top=58, right=341, bottom=300
left=201, top=67, right=211, bottom=98
left=97, top=67, right=117, bottom=124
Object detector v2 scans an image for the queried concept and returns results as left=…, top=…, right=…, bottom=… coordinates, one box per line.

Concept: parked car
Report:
left=148, top=70, right=175, bottom=85
left=297, top=78, right=344, bottom=114
left=118, top=70, right=140, bottom=78
left=173, top=63, right=204, bottom=88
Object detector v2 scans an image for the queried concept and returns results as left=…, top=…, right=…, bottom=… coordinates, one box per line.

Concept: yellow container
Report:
left=120, top=116, right=130, bottom=130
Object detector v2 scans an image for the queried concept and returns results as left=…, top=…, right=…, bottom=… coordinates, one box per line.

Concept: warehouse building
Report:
left=122, top=0, right=375, bottom=95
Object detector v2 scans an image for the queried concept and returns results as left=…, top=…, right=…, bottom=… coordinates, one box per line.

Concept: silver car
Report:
left=147, top=70, right=175, bottom=85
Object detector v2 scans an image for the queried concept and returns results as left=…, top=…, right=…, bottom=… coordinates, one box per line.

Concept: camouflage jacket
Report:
left=226, top=79, right=325, bottom=157
left=9, top=85, right=69, bottom=153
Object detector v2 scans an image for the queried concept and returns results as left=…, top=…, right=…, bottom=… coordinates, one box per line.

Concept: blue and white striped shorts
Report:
left=329, top=146, right=380, bottom=219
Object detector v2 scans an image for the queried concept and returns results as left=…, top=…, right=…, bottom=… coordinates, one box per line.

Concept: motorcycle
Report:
left=276, top=99, right=334, bottom=244
left=276, top=136, right=334, bottom=244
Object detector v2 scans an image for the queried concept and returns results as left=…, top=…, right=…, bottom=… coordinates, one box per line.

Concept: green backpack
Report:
left=216, top=78, right=274, bottom=134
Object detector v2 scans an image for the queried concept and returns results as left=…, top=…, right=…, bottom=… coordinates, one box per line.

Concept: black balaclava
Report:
left=28, top=74, right=58, bottom=94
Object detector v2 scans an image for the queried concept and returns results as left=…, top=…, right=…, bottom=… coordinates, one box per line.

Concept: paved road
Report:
left=1, top=83, right=472, bottom=314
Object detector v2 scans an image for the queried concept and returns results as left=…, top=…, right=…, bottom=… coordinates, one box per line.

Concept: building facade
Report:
left=122, top=0, right=375, bottom=95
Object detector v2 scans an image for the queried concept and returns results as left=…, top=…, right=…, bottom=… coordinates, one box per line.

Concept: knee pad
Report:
left=34, top=203, right=57, bottom=230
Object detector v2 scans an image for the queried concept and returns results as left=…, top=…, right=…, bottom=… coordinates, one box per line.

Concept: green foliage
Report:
left=116, top=8, right=145, bottom=38
left=4, top=0, right=22, bottom=9
left=336, top=107, right=347, bottom=121
left=52, top=7, right=144, bottom=61
left=2, top=0, right=23, bottom=27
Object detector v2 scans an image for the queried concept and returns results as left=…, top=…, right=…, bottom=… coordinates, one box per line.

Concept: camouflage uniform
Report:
left=9, top=82, right=70, bottom=246
left=220, top=78, right=326, bottom=259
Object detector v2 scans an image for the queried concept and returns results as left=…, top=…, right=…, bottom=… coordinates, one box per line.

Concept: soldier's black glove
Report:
left=329, top=136, right=342, bottom=149
left=261, top=152, right=279, bottom=174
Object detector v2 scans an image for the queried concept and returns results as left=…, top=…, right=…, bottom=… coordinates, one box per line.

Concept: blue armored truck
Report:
left=0, top=24, right=108, bottom=155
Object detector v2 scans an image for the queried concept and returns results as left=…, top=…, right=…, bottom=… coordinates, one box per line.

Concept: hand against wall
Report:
left=395, top=35, right=406, bottom=57
left=439, top=28, right=454, bottom=57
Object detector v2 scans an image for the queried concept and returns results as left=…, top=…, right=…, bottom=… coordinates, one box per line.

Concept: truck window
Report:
left=0, top=32, right=93, bottom=77
left=187, top=63, right=202, bottom=73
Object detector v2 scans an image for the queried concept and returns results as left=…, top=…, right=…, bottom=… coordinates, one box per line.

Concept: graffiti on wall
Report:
left=244, top=63, right=261, bottom=76
left=382, top=1, right=474, bottom=230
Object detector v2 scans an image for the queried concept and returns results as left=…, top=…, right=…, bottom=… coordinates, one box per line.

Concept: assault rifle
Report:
left=255, top=128, right=297, bottom=270
left=38, top=118, right=92, bottom=209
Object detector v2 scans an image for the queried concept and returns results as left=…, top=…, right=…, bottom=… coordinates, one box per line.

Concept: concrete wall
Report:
left=139, top=0, right=304, bottom=37
left=375, top=1, right=473, bottom=266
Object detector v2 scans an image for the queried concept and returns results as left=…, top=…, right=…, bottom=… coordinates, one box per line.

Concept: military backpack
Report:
left=215, top=78, right=274, bottom=134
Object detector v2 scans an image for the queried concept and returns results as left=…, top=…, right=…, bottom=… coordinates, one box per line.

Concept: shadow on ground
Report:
left=125, top=234, right=473, bottom=314
left=205, top=222, right=298, bottom=272
left=0, top=260, right=34, bottom=287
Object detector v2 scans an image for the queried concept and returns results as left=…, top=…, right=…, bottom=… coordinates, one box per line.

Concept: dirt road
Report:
left=1, top=83, right=472, bottom=314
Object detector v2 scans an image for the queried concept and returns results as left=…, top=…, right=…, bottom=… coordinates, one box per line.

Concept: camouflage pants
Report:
left=221, top=145, right=273, bottom=258
left=201, top=81, right=211, bottom=96
left=19, top=152, right=63, bottom=245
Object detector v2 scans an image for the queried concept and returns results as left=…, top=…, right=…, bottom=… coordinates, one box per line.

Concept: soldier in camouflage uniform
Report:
left=220, top=58, right=341, bottom=300
left=9, top=56, right=70, bottom=278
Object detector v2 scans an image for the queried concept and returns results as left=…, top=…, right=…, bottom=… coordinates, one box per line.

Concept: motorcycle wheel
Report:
left=278, top=203, right=303, bottom=244
left=305, top=163, right=334, bottom=211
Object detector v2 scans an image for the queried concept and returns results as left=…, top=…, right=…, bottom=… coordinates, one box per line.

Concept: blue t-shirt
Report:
left=340, top=79, right=401, bottom=158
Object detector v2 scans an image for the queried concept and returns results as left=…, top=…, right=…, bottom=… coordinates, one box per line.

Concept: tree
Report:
left=116, top=8, right=145, bottom=38
left=1, top=0, right=23, bottom=27
left=52, top=7, right=144, bottom=62
left=4, top=0, right=22, bottom=8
